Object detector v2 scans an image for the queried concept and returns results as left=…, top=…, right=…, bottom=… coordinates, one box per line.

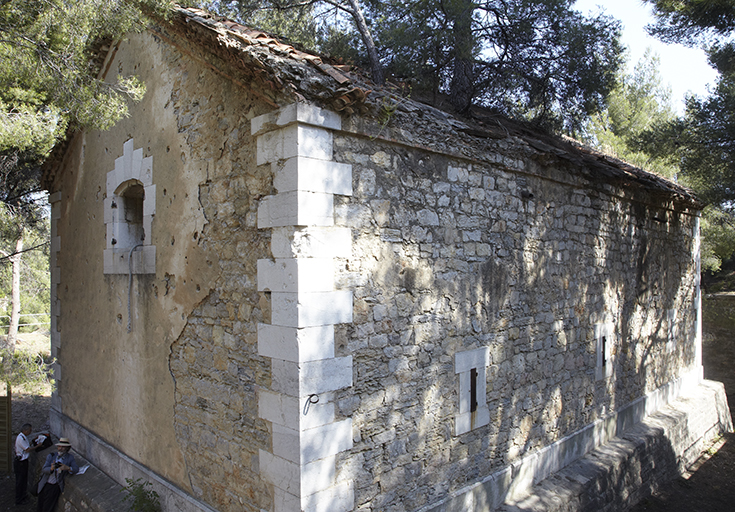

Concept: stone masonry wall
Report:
left=328, top=132, right=700, bottom=511
left=48, top=23, right=284, bottom=510
left=159, top=34, right=276, bottom=512
left=49, top=25, right=284, bottom=503
left=49, top=20, right=702, bottom=510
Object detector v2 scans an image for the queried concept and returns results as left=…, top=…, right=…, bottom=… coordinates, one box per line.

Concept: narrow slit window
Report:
left=470, top=368, right=478, bottom=413
left=595, top=322, right=614, bottom=381
left=454, top=348, right=490, bottom=435
left=667, top=309, right=677, bottom=353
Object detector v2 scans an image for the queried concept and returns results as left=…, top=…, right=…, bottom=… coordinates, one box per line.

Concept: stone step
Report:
left=499, top=380, right=732, bottom=512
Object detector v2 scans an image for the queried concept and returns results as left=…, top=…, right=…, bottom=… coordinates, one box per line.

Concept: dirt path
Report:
left=630, top=295, right=735, bottom=512
left=0, top=393, right=51, bottom=511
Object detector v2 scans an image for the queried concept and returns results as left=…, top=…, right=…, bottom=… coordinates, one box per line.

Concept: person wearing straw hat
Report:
left=36, top=437, right=79, bottom=512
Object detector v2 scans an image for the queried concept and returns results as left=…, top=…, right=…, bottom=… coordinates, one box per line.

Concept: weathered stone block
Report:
left=256, top=125, right=334, bottom=166
left=257, top=258, right=335, bottom=293
left=271, top=356, right=353, bottom=396
left=259, top=450, right=337, bottom=496
left=259, top=389, right=335, bottom=429
left=258, top=324, right=335, bottom=363
left=143, top=185, right=156, bottom=216
left=302, top=481, right=355, bottom=512
left=251, top=103, right=342, bottom=136
left=270, top=291, right=353, bottom=327
left=272, top=419, right=353, bottom=464
left=274, top=157, right=352, bottom=196
left=258, top=191, right=334, bottom=228
left=270, top=227, right=352, bottom=259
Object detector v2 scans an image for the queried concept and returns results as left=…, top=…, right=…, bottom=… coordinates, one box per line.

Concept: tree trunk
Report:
left=346, top=0, right=384, bottom=84
left=448, top=0, right=475, bottom=113
left=5, top=236, right=23, bottom=353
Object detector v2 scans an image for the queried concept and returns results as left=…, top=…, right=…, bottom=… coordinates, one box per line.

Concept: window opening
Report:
left=113, top=181, right=145, bottom=248
left=454, top=347, right=490, bottom=435
left=470, top=368, right=478, bottom=413
left=103, top=138, right=155, bottom=275
left=595, top=322, right=614, bottom=381
left=667, top=309, right=677, bottom=353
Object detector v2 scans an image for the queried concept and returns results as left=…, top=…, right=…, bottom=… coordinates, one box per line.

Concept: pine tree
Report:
left=585, top=49, right=677, bottom=178
left=215, top=0, right=624, bottom=130
left=639, top=0, right=735, bottom=269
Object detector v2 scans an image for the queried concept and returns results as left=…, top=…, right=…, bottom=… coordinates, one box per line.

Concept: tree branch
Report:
left=0, top=241, right=49, bottom=263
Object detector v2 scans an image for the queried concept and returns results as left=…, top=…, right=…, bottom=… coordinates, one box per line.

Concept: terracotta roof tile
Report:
left=40, top=6, right=702, bottom=209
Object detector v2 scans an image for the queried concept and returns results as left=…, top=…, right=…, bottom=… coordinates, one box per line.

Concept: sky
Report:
left=574, top=0, right=719, bottom=113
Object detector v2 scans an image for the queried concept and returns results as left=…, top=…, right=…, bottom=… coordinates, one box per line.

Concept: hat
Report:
left=56, top=438, right=71, bottom=447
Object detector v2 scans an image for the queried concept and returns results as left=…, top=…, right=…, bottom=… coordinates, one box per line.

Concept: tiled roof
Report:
left=43, top=6, right=701, bottom=208
left=163, top=7, right=371, bottom=114
left=149, top=7, right=704, bottom=208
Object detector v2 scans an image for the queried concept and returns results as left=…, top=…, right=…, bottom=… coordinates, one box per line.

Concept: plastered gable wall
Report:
left=49, top=26, right=276, bottom=505
left=327, top=133, right=700, bottom=511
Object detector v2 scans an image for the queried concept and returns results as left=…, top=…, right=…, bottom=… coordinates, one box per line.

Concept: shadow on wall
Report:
left=329, top=143, right=702, bottom=512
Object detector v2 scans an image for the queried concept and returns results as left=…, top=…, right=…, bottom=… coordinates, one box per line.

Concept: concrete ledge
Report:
left=58, top=452, right=129, bottom=512
left=418, top=377, right=731, bottom=512
left=49, top=409, right=219, bottom=512
left=498, top=379, right=732, bottom=512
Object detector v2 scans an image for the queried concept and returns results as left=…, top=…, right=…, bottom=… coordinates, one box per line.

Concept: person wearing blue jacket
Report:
left=37, top=438, right=79, bottom=512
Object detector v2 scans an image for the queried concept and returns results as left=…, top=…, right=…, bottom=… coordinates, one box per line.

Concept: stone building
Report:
left=43, top=6, right=731, bottom=512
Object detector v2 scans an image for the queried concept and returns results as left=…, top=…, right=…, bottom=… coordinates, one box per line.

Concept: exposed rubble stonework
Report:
left=43, top=6, right=730, bottom=512
left=329, top=123, right=702, bottom=511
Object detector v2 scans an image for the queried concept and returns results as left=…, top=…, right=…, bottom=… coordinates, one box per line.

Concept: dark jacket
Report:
left=37, top=451, right=78, bottom=493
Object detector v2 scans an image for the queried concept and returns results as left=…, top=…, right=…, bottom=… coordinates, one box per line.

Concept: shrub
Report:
left=121, top=478, right=161, bottom=512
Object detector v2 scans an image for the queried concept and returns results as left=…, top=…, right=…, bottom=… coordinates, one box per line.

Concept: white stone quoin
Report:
left=49, top=191, right=63, bottom=412
left=254, top=103, right=355, bottom=512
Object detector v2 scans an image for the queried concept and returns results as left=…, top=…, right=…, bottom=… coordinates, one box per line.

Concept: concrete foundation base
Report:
left=48, top=379, right=730, bottom=512
left=499, top=379, right=732, bottom=512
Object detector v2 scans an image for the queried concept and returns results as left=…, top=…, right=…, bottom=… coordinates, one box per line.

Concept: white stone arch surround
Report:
left=103, top=139, right=156, bottom=274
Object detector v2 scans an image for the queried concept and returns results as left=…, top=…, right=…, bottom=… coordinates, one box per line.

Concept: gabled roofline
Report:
left=41, top=5, right=701, bottom=211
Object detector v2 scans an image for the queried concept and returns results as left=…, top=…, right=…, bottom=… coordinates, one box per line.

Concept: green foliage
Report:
left=0, top=0, right=168, bottom=218
left=585, top=50, right=677, bottom=178
left=0, top=0, right=159, bottom=134
left=0, top=348, right=53, bottom=391
left=208, top=0, right=623, bottom=130
left=638, top=0, right=735, bottom=204
left=317, top=23, right=365, bottom=66
left=372, top=0, right=624, bottom=130
left=644, top=0, right=735, bottom=45
left=0, top=213, right=50, bottom=333
left=637, top=0, right=735, bottom=270
left=121, top=478, right=162, bottom=512
left=638, top=67, right=735, bottom=205
left=196, top=0, right=319, bottom=49
left=700, top=206, right=735, bottom=272
left=0, top=103, right=61, bottom=157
